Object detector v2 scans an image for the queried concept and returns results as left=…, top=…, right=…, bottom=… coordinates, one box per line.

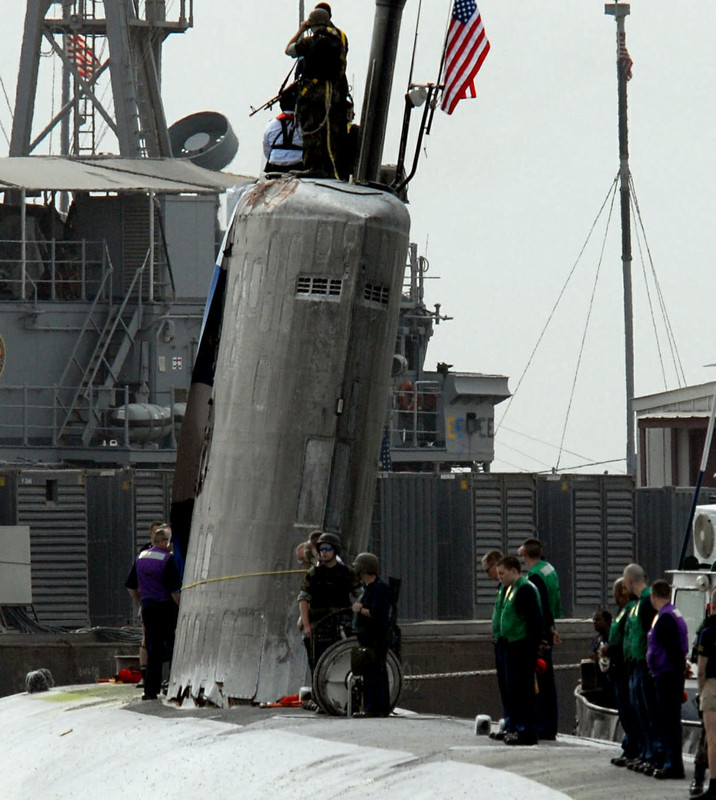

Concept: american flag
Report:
left=618, top=34, right=633, bottom=81
left=67, top=34, right=99, bottom=81
left=441, top=0, right=490, bottom=115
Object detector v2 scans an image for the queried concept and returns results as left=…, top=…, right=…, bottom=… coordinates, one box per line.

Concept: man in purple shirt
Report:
left=126, top=524, right=181, bottom=700
left=647, top=578, right=688, bottom=779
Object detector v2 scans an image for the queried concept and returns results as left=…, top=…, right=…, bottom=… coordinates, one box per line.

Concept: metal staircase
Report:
left=56, top=255, right=147, bottom=445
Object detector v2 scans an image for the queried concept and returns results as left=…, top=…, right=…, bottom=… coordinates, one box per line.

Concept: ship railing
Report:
left=389, top=380, right=444, bottom=449
left=133, top=0, right=193, bottom=28
left=0, top=384, right=182, bottom=450
left=0, top=237, right=107, bottom=302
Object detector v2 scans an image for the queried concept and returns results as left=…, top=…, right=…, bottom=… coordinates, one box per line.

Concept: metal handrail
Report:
left=82, top=251, right=147, bottom=393
left=1, top=383, right=178, bottom=449
left=390, top=380, right=443, bottom=450
left=0, top=237, right=106, bottom=302
left=55, top=250, right=147, bottom=443
left=55, top=245, right=115, bottom=403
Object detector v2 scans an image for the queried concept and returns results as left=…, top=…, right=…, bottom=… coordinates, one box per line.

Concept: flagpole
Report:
left=435, top=0, right=454, bottom=91
left=605, top=2, right=636, bottom=476
left=427, top=0, right=454, bottom=136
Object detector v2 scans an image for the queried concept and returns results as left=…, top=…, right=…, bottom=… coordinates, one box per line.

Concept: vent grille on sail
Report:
left=296, top=275, right=343, bottom=299
left=364, top=283, right=389, bottom=306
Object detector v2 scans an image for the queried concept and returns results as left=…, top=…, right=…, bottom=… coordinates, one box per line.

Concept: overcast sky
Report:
left=1, top=1, right=714, bottom=474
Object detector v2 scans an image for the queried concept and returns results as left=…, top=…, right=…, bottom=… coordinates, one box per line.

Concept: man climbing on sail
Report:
left=285, top=7, right=349, bottom=178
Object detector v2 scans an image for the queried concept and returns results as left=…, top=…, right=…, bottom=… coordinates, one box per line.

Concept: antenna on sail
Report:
left=605, top=1, right=636, bottom=476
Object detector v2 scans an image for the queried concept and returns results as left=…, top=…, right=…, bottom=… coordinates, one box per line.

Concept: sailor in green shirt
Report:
left=519, top=537, right=561, bottom=739
left=496, top=555, right=544, bottom=746
left=603, top=577, right=639, bottom=765
left=622, top=563, right=659, bottom=773
left=482, top=549, right=510, bottom=738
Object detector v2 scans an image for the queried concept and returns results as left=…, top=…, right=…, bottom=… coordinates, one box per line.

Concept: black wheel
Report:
left=311, top=636, right=402, bottom=716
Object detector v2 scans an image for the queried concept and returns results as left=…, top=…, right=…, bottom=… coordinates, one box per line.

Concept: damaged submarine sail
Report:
left=169, top=0, right=410, bottom=706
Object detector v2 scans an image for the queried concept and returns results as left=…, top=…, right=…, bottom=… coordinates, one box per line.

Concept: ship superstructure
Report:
left=0, top=1, right=244, bottom=467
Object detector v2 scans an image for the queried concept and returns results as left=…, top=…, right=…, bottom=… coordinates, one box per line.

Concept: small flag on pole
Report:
left=440, top=0, right=490, bottom=115
left=618, top=34, right=633, bottom=81
left=67, top=34, right=99, bottom=81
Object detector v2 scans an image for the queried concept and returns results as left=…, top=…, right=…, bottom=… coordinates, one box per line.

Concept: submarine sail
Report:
left=169, top=177, right=409, bottom=704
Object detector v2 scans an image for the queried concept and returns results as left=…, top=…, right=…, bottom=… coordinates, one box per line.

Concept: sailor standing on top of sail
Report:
left=285, top=6, right=349, bottom=178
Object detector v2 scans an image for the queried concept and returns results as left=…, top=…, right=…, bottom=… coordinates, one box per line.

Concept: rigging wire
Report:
left=435, top=0, right=453, bottom=87
left=49, top=40, right=56, bottom=153
left=0, top=71, right=13, bottom=148
left=495, top=175, right=619, bottom=435
left=491, top=454, right=538, bottom=472
left=536, top=457, right=624, bottom=474
left=407, top=0, right=423, bottom=89
left=555, top=182, right=618, bottom=471
left=631, top=190, right=669, bottom=389
left=0, top=111, right=9, bottom=150
left=498, top=423, right=594, bottom=463
left=93, top=43, right=114, bottom=151
left=630, top=176, right=687, bottom=387
left=496, top=440, right=555, bottom=470
left=0, top=71, right=13, bottom=119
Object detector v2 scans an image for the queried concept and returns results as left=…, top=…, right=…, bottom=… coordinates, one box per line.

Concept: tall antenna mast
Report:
left=605, top=1, right=636, bottom=475
left=10, top=0, right=193, bottom=159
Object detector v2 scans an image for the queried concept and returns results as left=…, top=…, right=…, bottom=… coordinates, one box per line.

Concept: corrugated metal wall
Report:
left=571, top=476, right=634, bottom=614
left=375, top=472, right=641, bottom=621
left=86, top=469, right=135, bottom=626
left=133, top=469, right=172, bottom=550
left=0, top=467, right=173, bottom=628
left=372, top=473, right=474, bottom=622
left=635, top=485, right=716, bottom=584
left=0, top=466, right=709, bottom=627
left=374, top=473, right=439, bottom=621
left=16, top=470, right=89, bottom=627
left=473, top=474, right=537, bottom=615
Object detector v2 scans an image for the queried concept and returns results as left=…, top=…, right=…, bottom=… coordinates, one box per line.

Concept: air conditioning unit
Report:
left=694, top=505, right=716, bottom=563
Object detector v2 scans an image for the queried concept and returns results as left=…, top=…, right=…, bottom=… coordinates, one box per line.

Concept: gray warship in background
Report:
left=0, top=0, right=510, bottom=700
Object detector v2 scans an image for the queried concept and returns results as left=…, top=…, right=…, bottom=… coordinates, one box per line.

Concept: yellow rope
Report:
left=182, top=568, right=305, bottom=591
left=324, top=81, right=340, bottom=179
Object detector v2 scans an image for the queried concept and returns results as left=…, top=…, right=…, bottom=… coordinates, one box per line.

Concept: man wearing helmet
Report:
left=298, top=532, right=358, bottom=672
left=285, top=7, right=349, bottom=177
left=352, top=552, right=392, bottom=716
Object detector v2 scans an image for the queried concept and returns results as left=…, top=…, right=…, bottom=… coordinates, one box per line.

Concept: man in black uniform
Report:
left=519, top=537, right=562, bottom=740
left=352, top=552, right=392, bottom=717
left=298, top=532, right=357, bottom=672
left=285, top=7, right=348, bottom=177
